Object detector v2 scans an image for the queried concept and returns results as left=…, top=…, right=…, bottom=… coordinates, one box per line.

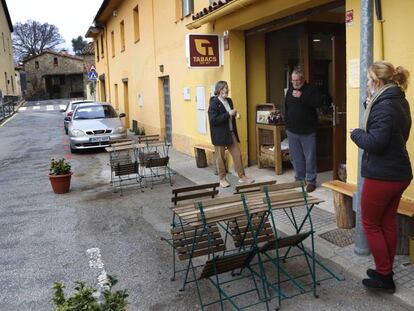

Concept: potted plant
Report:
left=52, top=275, right=128, bottom=311
left=48, top=158, right=73, bottom=194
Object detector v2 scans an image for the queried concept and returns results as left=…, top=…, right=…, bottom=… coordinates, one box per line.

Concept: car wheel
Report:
left=70, top=146, right=77, bottom=154
left=65, top=127, right=68, bottom=135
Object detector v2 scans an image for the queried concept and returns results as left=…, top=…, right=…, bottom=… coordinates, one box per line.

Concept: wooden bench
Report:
left=323, top=180, right=414, bottom=254
left=322, top=180, right=356, bottom=229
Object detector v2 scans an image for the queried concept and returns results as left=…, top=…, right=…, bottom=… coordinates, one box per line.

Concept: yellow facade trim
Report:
left=186, top=0, right=260, bottom=29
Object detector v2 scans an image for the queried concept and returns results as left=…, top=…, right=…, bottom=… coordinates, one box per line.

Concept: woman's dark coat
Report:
left=351, top=86, right=412, bottom=181
left=208, top=96, right=240, bottom=146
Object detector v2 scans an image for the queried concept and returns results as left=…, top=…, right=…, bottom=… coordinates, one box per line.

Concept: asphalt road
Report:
left=0, top=99, right=411, bottom=310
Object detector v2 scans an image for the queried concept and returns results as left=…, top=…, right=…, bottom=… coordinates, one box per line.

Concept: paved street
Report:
left=0, top=99, right=411, bottom=310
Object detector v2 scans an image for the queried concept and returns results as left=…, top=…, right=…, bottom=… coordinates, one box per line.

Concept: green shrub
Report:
left=50, top=158, right=71, bottom=175
left=52, top=275, right=128, bottom=311
left=133, top=127, right=146, bottom=136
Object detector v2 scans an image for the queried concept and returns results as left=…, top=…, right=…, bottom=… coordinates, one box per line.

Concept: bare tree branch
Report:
left=12, top=20, right=64, bottom=61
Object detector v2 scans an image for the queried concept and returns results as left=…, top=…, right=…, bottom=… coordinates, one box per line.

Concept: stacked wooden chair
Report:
left=161, top=183, right=222, bottom=284
left=138, top=136, right=172, bottom=189
left=107, top=140, right=142, bottom=193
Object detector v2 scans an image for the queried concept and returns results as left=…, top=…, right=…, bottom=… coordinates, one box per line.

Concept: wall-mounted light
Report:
left=159, top=65, right=164, bottom=73
left=312, top=39, right=321, bottom=42
left=113, top=10, right=118, bottom=17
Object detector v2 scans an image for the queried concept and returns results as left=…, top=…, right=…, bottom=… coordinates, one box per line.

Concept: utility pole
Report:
left=354, top=0, right=372, bottom=256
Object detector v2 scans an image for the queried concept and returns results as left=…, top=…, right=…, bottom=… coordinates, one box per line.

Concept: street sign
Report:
left=88, top=64, right=98, bottom=81
left=88, top=70, right=98, bottom=81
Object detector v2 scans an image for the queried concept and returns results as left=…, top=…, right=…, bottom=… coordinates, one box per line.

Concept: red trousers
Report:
left=361, top=178, right=411, bottom=275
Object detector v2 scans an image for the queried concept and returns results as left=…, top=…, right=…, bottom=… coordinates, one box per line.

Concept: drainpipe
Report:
left=103, top=26, right=111, bottom=103
left=354, top=0, right=372, bottom=256
left=375, top=0, right=384, bottom=59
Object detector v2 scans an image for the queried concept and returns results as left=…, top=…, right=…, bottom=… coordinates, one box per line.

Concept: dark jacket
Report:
left=208, top=96, right=240, bottom=146
left=284, top=82, right=321, bottom=134
left=351, top=86, right=412, bottom=181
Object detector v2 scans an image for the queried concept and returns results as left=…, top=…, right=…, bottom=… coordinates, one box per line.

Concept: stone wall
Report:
left=24, top=52, right=84, bottom=99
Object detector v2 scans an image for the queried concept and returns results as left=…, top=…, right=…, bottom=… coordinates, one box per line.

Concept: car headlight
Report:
left=70, top=129, right=85, bottom=137
left=114, top=126, right=126, bottom=134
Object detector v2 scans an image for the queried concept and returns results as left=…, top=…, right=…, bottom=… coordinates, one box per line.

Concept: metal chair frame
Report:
left=138, top=140, right=172, bottom=189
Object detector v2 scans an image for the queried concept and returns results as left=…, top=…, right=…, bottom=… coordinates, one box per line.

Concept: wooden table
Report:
left=105, top=143, right=144, bottom=153
left=256, top=124, right=285, bottom=175
left=173, top=189, right=323, bottom=227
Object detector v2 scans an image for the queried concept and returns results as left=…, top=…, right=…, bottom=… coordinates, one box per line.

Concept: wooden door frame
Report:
left=307, top=21, right=346, bottom=178
left=122, top=80, right=129, bottom=128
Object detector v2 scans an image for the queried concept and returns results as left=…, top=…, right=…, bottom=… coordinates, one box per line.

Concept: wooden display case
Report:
left=256, top=124, right=286, bottom=175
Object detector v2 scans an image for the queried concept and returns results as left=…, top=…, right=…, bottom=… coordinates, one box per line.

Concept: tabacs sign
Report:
left=186, top=34, right=222, bottom=68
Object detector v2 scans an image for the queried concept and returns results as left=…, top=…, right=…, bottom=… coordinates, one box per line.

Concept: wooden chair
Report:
left=137, top=134, right=160, bottom=144
left=258, top=181, right=343, bottom=307
left=108, top=147, right=143, bottom=194
left=189, top=199, right=274, bottom=311
left=138, top=140, right=171, bottom=188
left=234, top=180, right=277, bottom=194
left=161, top=183, right=220, bottom=282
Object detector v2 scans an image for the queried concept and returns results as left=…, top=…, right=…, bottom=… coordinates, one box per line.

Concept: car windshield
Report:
left=73, top=105, right=118, bottom=119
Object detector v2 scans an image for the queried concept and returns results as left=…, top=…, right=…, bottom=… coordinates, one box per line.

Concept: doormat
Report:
left=319, top=228, right=355, bottom=247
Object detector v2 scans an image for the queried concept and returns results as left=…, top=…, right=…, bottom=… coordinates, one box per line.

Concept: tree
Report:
left=12, top=20, right=64, bottom=61
left=71, top=36, right=88, bottom=55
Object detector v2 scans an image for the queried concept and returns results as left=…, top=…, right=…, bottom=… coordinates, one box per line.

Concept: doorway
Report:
left=161, top=77, right=172, bottom=144
left=123, top=80, right=130, bottom=128
left=265, top=21, right=346, bottom=177
left=99, top=76, right=106, bottom=102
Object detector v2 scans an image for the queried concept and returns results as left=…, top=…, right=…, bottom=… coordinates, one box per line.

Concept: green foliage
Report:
left=52, top=275, right=128, bottom=311
left=71, top=36, right=88, bottom=56
left=89, top=81, right=96, bottom=97
left=133, top=127, right=146, bottom=136
left=50, top=158, right=72, bottom=175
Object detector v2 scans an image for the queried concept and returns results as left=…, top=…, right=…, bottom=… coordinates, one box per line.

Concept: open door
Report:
left=308, top=22, right=346, bottom=177
left=331, top=28, right=346, bottom=179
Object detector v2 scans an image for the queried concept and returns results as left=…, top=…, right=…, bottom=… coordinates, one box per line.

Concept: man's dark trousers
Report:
left=287, top=130, right=317, bottom=185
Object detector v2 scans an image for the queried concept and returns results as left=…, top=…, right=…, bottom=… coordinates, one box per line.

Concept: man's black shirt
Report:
left=284, top=82, right=321, bottom=134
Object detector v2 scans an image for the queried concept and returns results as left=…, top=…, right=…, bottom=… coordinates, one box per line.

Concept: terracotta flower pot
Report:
left=48, top=172, right=73, bottom=194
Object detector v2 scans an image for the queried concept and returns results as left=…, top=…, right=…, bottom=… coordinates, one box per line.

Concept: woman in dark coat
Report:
left=208, top=81, right=254, bottom=188
left=351, top=61, right=412, bottom=293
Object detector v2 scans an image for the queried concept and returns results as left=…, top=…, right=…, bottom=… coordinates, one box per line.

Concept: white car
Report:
left=62, top=99, right=94, bottom=134
left=68, top=102, right=127, bottom=152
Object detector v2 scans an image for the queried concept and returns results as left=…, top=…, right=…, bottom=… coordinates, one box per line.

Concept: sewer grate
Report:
left=319, top=228, right=355, bottom=247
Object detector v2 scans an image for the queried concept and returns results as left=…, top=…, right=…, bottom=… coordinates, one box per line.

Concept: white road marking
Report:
left=18, top=107, right=27, bottom=111
left=33, top=106, right=40, bottom=110
left=46, top=105, right=54, bottom=111
left=0, top=112, right=18, bottom=127
left=59, top=105, right=66, bottom=110
left=86, top=248, right=110, bottom=297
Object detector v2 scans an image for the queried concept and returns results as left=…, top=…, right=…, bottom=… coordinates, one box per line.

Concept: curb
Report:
left=15, top=99, right=27, bottom=110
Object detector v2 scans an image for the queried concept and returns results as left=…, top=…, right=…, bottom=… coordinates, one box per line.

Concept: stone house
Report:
left=23, top=51, right=84, bottom=99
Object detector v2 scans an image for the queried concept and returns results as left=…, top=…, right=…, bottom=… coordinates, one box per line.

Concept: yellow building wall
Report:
left=93, top=0, right=414, bottom=190
left=0, top=2, right=16, bottom=96
left=346, top=0, right=414, bottom=200
left=246, top=33, right=266, bottom=163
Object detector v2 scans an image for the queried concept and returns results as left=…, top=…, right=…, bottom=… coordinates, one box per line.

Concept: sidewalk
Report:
left=169, top=148, right=414, bottom=309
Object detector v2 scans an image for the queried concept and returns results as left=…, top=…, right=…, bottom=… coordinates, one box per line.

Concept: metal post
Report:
left=354, top=0, right=372, bottom=256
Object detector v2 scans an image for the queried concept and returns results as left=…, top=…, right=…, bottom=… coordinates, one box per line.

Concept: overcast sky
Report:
left=7, top=0, right=103, bottom=51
